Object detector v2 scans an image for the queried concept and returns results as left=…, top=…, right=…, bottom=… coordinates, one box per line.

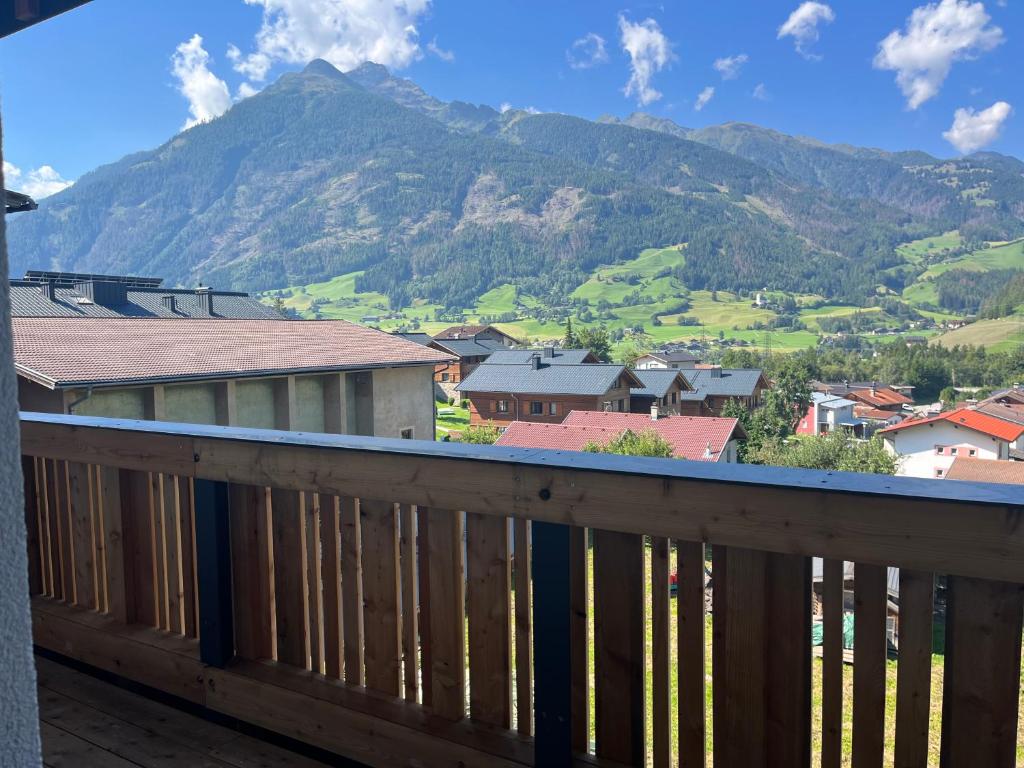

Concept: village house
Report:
left=878, top=407, right=1024, bottom=479
left=398, top=324, right=521, bottom=401
left=945, top=456, right=1024, bottom=485
left=456, top=352, right=641, bottom=426
left=14, top=317, right=452, bottom=439
left=796, top=392, right=864, bottom=437
left=628, top=368, right=697, bottom=417
left=10, top=271, right=283, bottom=319
left=684, top=367, right=770, bottom=415
left=496, top=410, right=745, bottom=462
left=634, top=348, right=699, bottom=370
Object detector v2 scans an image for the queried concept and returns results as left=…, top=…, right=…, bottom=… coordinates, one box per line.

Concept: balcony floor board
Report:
left=35, top=655, right=333, bottom=768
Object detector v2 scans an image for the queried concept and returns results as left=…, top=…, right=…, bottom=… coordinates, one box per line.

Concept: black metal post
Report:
left=532, top=520, right=573, bottom=767
left=195, top=478, right=233, bottom=667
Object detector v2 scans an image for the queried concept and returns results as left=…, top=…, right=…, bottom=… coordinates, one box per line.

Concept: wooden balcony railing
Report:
left=20, top=411, right=1024, bottom=768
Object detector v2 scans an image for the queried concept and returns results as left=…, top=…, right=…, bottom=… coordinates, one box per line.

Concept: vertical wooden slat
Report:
left=940, top=576, right=1024, bottom=768
left=593, top=529, right=644, bottom=766
left=321, top=495, right=343, bottom=679
left=361, top=499, right=401, bottom=695
left=228, top=483, right=274, bottom=661
left=467, top=512, right=512, bottom=728
left=764, top=552, right=811, bottom=768
left=91, top=466, right=109, bottom=614
left=651, top=537, right=670, bottom=768
left=821, top=559, right=843, bottom=768
left=515, top=518, right=533, bottom=736
left=417, top=506, right=433, bottom=708
left=340, top=496, right=364, bottom=685
left=121, top=470, right=156, bottom=627
left=52, top=460, right=73, bottom=602
left=894, top=569, right=933, bottom=768
left=569, top=525, right=588, bottom=752
left=97, top=467, right=127, bottom=624
left=400, top=503, right=419, bottom=702
left=179, top=478, right=198, bottom=638
left=151, top=473, right=168, bottom=630
left=36, top=458, right=56, bottom=597
left=67, top=462, right=96, bottom=609
left=305, top=493, right=324, bottom=674
left=852, top=563, right=886, bottom=768
left=23, top=456, right=43, bottom=596
left=271, top=488, right=309, bottom=668
left=426, top=507, right=466, bottom=720
left=161, top=474, right=184, bottom=634
left=713, top=546, right=766, bottom=766
left=677, top=539, right=705, bottom=768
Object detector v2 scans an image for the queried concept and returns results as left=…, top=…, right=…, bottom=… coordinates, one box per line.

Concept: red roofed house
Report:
left=878, top=407, right=1024, bottom=479
left=14, top=317, right=453, bottom=440
left=945, top=456, right=1024, bottom=485
left=496, top=410, right=745, bottom=462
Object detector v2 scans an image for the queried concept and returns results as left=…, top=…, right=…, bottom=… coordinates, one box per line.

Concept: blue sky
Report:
left=1, top=0, right=1021, bottom=198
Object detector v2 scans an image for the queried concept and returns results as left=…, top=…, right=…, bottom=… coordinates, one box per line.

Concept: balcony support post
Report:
left=196, top=479, right=234, bottom=667
left=532, top=520, right=573, bottom=767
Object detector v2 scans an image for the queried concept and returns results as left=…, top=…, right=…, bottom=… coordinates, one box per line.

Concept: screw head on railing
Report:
left=538, top=488, right=551, bottom=501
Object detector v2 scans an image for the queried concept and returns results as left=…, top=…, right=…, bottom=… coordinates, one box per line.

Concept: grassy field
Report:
left=932, top=316, right=1024, bottom=351
left=916, top=237, right=1024, bottom=280
left=895, top=231, right=963, bottom=264
left=434, top=402, right=470, bottom=439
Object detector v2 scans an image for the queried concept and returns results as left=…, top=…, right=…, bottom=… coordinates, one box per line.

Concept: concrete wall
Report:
left=76, top=388, right=148, bottom=419
left=372, top=366, right=434, bottom=440
left=294, top=375, right=325, bottom=432
left=164, top=383, right=217, bottom=424
left=1, top=144, right=42, bottom=765
left=234, top=380, right=276, bottom=429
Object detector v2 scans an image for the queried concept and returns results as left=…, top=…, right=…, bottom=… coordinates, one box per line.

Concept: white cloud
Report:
left=943, top=100, right=1012, bottom=153
left=3, top=161, right=74, bottom=199
left=619, top=15, right=674, bottom=106
left=427, top=36, right=454, bottom=62
left=566, top=32, right=608, bottom=70
left=499, top=102, right=512, bottom=114
left=713, top=53, right=748, bottom=80
left=694, top=86, right=715, bottom=111
left=229, top=0, right=431, bottom=82
left=752, top=83, right=770, bottom=101
left=874, top=0, right=1003, bottom=110
left=778, top=2, right=835, bottom=58
left=236, top=82, right=260, bottom=100
left=172, top=34, right=233, bottom=130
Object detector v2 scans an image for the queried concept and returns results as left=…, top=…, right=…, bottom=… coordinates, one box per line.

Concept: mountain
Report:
left=8, top=61, right=1024, bottom=312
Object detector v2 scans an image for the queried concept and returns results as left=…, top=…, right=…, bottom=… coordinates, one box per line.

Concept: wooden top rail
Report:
left=20, top=411, right=1024, bottom=582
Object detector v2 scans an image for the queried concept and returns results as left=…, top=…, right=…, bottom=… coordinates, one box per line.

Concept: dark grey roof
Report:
left=457, top=363, right=632, bottom=396
left=431, top=337, right=506, bottom=357
left=9, top=281, right=283, bottom=320
left=631, top=369, right=690, bottom=398
left=483, top=348, right=595, bottom=365
left=687, top=368, right=765, bottom=398
left=395, top=332, right=433, bottom=346
left=644, top=349, right=699, bottom=364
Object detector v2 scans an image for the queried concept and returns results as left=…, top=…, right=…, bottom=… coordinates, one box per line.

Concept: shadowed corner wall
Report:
left=0, top=121, right=43, bottom=765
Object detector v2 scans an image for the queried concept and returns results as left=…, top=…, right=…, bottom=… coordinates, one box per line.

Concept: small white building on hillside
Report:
left=878, top=408, right=1024, bottom=479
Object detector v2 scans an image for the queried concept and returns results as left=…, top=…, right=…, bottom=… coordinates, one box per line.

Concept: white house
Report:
left=878, top=408, right=1024, bottom=479
left=635, top=350, right=699, bottom=370
left=796, top=392, right=863, bottom=437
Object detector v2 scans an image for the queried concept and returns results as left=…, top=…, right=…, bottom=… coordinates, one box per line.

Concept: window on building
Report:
left=549, top=402, right=558, bottom=416
left=935, top=468, right=944, bottom=478
left=618, top=399, right=625, bottom=412
left=441, top=372, right=449, bottom=382
left=530, top=401, right=543, bottom=415
left=400, top=428, right=414, bottom=439
left=672, top=392, right=677, bottom=404
left=969, top=448, right=977, bottom=457
left=497, top=400, right=509, bottom=413
left=950, top=447, right=958, bottom=455
left=935, top=445, right=945, bottom=455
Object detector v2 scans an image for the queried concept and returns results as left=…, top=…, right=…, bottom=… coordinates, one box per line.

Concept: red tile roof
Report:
left=854, top=405, right=904, bottom=422
left=878, top=408, right=1024, bottom=442
left=945, top=456, right=1024, bottom=485
left=494, top=411, right=742, bottom=461
left=13, top=317, right=453, bottom=388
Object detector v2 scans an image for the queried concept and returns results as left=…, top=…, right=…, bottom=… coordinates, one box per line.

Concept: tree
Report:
left=271, top=296, right=286, bottom=314
left=577, top=325, right=612, bottom=362
left=563, top=318, right=578, bottom=349
left=584, top=429, right=674, bottom=458
left=749, top=432, right=897, bottom=475
left=617, top=339, right=646, bottom=368
left=458, top=423, right=503, bottom=444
